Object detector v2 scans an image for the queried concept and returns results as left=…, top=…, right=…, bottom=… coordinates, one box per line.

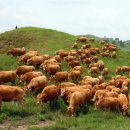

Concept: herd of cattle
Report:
left=1, top=36, right=130, bottom=117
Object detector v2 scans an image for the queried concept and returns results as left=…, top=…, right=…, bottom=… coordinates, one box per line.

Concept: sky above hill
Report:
left=0, top=0, right=130, bottom=40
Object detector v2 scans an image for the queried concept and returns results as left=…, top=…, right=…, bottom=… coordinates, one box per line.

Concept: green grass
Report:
left=0, top=27, right=75, bottom=54
left=0, top=27, right=130, bottom=130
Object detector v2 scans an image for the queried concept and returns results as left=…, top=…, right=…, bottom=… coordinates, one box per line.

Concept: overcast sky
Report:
left=0, top=0, right=130, bottom=40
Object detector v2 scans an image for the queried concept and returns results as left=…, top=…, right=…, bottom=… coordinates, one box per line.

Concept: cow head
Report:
left=20, top=75, right=26, bottom=83
left=23, top=86, right=30, bottom=93
left=122, top=105, right=128, bottom=116
left=37, top=94, right=42, bottom=104
left=67, top=107, right=74, bottom=117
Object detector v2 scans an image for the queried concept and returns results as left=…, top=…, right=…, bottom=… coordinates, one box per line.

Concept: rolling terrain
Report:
left=0, top=27, right=130, bottom=130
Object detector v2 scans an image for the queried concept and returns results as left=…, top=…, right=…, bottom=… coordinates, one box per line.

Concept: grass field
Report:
left=0, top=27, right=130, bottom=130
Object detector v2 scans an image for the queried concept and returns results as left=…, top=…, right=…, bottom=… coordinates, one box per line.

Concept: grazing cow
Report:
left=80, top=53, right=86, bottom=62
left=68, top=60, right=80, bottom=68
left=92, top=90, right=109, bottom=105
left=118, top=93, right=128, bottom=116
left=89, top=63, right=99, bottom=68
left=41, top=58, right=60, bottom=70
left=111, top=51, right=117, bottom=58
left=98, top=75, right=104, bottom=84
left=59, top=51, right=68, bottom=58
left=115, top=67, right=121, bottom=75
left=83, top=58, right=91, bottom=67
left=7, top=48, right=26, bottom=56
left=89, top=38, right=95, bottom=42
left=27, top=56, right=44, bottom=67
left=24, top=76, right=47, bottom=94
left=44, top=64, right=61, bottom=75
left=121, top=66, right=130, bottom=73
left=16, top=65, right=35, bottom=77
left=96, top=97, right=119, bottom=112
left=20, top=71, right=43, bottom=84
left=71, top=66, right=83, bottom=73
left=0, top=71, right=16, bottom=85
left=18, top=51, right=38, bottom=64
left=0, top=85, right=25, bottom=111
left=88, top=67, right=99, bottom=75
left=91, top=56, right=98, bottom=62
left=101, top=52, right=110, bottom=57
left=76, top=37, right=87, bottom=42
left=69, top=50, right=77, bottom=56
left=37, top=85, right=59, bottom=105
left=69, top=70, right=82, bottom=81
left=101, top=68, right=109, bottom=77
left=54, top=55, right=61, bottom=62
left=72, top=43, right=78, bottom=49
left=97, top=60, right=105, bottom=71
left=55, top=50, right=64, bottom=55
left=67, top=91, right=87, bottom=117
left=64, top=56, right=77, bottom=62
left=52, top=71, right=69, bottom=83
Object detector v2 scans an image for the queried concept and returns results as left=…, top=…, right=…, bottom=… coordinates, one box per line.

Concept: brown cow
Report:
left=7, top=48, right=26, bottom=56
left=76, top=37, right=87, bottom=42
left=67, top=91, right=87, bottom=117
left=101, top=68, right=109, bottom=77
left=27, top=56, right=44, bottom=67
left=111, top=51, right=117, bottom=58
left=72, top=43, right=78, bottom=49
left=0, top=71, right=16, bottom=85
left=0, top=85, right=25, bottom=111
left=118, top=93, right=128, bottom=116
left=52, top=71, right=69, bottom=82
left=71, top=66, right=83, bottom=73
left=16, top=65, right=35, bottom=77
left=68, top=60, right=80, bottom=68
left=24, top=76, right=47, bottom=94
left=44, top=64, right=61, bottom=75
left=69, top=70, right=82, bottom=81
left=83, top=58, right=91, bottom=67
left=20, top=71, right=43, bottom=84
left=101, top=52, right=110, bottom=57
left=97, top=60, right=105, bottom=71
left=88, top=67, right=99, bottom=75
left=96, top=97, right=119, bottom=112
left=37, top=85, right=59, bottom=105
left=18, top=51, right=38, bottom=64
left=89, top=38, right=95, bottom=42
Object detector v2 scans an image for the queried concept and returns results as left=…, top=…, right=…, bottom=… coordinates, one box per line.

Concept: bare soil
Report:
left=0, top=120, right=54, bottom=130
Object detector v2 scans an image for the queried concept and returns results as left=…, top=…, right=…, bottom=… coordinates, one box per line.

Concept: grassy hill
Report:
left=0, top=27, right=130, bottom=130
left=0, top=27, right=75, bottom=54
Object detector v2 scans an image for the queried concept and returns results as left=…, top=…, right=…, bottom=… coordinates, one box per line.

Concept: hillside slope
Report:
left=0, top=27, right=75, bottom=54
left=0, top=27, right=130, bottom=130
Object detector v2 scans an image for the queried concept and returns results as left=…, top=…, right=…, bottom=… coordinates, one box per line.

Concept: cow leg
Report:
left=34, top=88, right=39, bottom=95
left=75, top=108, right=79, bottom=117
left=94, top=101, right=98, bottom=111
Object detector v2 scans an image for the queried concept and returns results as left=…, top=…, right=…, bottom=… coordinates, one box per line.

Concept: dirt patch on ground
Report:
left=0, top=121, right=11, bottom=130
left=0, top=120, right=54, bottom=130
